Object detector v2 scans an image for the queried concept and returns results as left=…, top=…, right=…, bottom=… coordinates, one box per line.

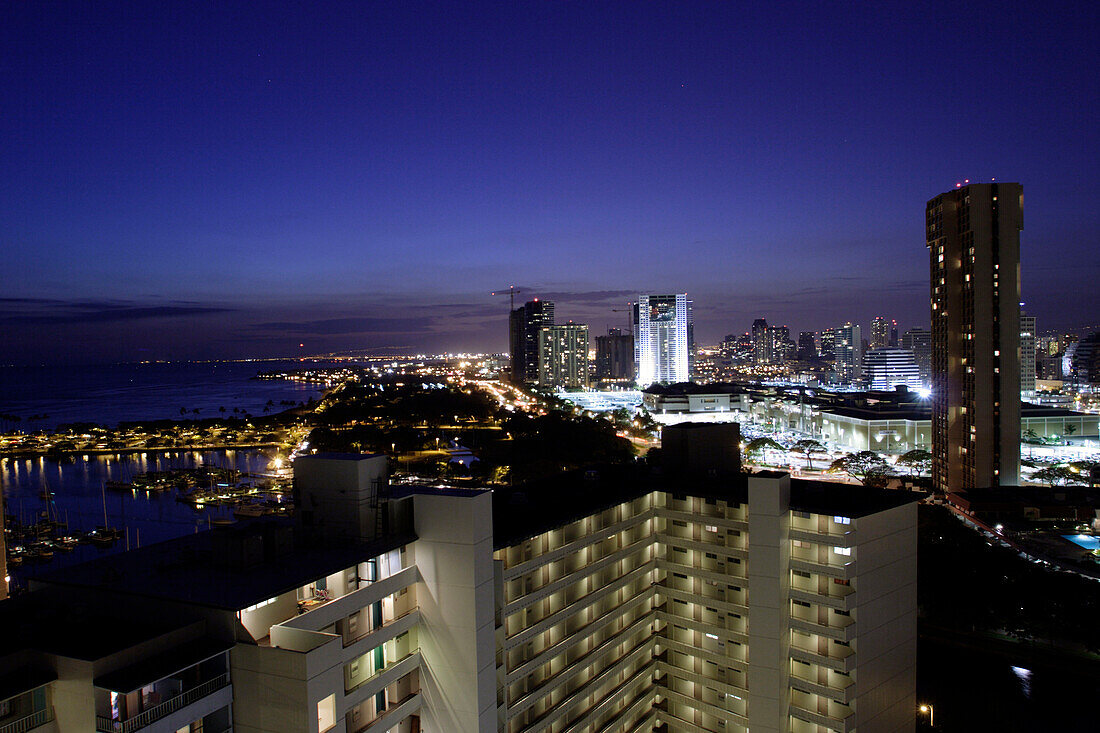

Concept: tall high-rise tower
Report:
left=538, top=323, right=590, bottom=388
left=634, top=294, right=692, bottom=385
left=870, top=317, right=890, bottom=349
left=1020, top=312, right=1036, bottom=401
left=595, top=328, right=634, bottom=383
left=836, top=322, right=862, bottom=381
left=927, top=183, right=1022, bottom=493
left=751, top=318, right=771, bottom=364
left=900, top=327, right=932, bottom=388
left=508, top=299, right=554, bottom=384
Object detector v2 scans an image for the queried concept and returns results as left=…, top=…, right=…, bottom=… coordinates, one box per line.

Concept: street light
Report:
left=919, top=703, right=934, bottom=728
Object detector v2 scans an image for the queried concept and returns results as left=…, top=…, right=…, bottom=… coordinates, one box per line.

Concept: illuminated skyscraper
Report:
left=870, top=317, right=890, bottom=349
left=863, top=347, right=922, bottom=391
left=836, top=323, right=862, bottom=381
left=538, top=323, right=590, bottom=388
left=508, top=299, right=554, bottom=384
left=900, top=327, right=932, bottom=388
left=751, top=317, right=770, bottom=364
left=1020, top=312, right=1036, bottom=401
left=927, top=182, right=1022, bottom=493
left=634, top=293, right=693, bottom=385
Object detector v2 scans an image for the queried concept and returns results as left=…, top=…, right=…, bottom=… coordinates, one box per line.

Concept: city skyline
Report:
left=2, top=2, right=1098, bottom=364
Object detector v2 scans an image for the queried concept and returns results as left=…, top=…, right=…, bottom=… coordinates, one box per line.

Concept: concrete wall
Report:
left=850, top=502, right=917, bottom=733
left=295, top=455, right=388, bottom=541
left=747, top=473, right=791, bottom=733
left=410, top=491, right=496, bottom=733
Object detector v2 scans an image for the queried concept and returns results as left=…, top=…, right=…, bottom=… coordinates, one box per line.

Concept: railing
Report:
left=0, top=708, right=53, bottom=733
left=96, top=673, right=230, bottom=733
left=351, top=691, right=422, bottom=733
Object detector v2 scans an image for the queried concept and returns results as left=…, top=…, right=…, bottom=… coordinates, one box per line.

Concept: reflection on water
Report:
left=919, top=636, right=1098, bottom=731
left=2, top=448, right=275, bottom=587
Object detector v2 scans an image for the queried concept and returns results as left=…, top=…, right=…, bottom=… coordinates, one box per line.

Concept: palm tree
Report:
left=790, top=439, right=827, bottom=471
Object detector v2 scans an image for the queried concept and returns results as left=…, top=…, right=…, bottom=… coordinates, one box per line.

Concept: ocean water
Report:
left=2, top=448, right=278, bottom=587
left=0, top=360, right=330, bottom=587
left=0, top=360, right=328, bottom=431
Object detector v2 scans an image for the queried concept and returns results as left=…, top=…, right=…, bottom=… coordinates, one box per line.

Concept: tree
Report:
left=1030, top=466, right=1081, bottom=488
left=828, top=451, right=893, bottom=486
left=1068, top=461, right=1099, bottom=487
left=744, top=437, right=785, bottom=463
left=789, top=439, right=827, bottom=471
left=896, top=449, right=933, bottom=477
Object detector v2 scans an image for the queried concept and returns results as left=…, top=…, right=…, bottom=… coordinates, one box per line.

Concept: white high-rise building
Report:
left=863, top=347, right=923, bottom=391
left=1020, top=313, right=1036, bottom=401
left=836, top=323, right=862, bottom=382
left=634, top=293, right=693, bottom=386
left=2, top=446, right=919, bottom=733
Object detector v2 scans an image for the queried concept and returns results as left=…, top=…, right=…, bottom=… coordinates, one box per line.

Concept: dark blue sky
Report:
left=2, top=1, right=1097, bottom=364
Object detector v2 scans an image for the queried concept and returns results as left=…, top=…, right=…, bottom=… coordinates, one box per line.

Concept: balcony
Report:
left=790, top=673, right=852, bottom=704
left=96, top=673, right=230, bottom=733
left=789, top=702, right=853, bottom=732
left=789, top=587, right=854, bottom=611
left=0, top=709, right=53, bottom=733
left=789, top=645, right=854, bottom=674
left=351, top=691, right=422, bottom=733
left=789, top=616, right=856, bottom=643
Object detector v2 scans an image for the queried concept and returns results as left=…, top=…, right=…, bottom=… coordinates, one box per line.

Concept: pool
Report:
left=1063, top=534, right=1100, bottom=551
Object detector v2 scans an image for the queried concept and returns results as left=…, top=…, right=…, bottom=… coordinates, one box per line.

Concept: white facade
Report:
left=836, top=324, right=862, bottom=382
left=863, top=348, right=922, bottom=391
left=7, top=455, right=918, bottom=733
left=1020, top=314, right=1036, bottom=401
left=635, top=294, right=692, bottom=386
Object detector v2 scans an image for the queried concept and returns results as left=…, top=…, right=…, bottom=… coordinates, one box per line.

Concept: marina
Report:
left=2, top=448, right=291, bottom=588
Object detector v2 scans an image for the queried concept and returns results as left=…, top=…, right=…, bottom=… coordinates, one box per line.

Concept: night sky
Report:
left=3, top=1, right=1097, bottom=364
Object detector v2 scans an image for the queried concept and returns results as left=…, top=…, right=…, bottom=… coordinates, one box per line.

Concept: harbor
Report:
left=2, top=448, right=291, bottom=589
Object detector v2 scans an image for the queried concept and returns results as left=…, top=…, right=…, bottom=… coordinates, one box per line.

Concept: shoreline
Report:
left=0, top=442, right=286, bottom=460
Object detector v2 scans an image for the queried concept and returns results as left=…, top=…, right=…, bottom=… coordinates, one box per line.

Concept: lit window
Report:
left=833, top=516, right=850, bottom=525
left=317, top=694, right=336, bottom=732
left=833, top=546, right=851, bottom=556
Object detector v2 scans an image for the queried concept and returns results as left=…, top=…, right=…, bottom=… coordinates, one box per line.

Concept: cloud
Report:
left=0, top=298, right=234, bottom=325
left=247, top=316, right=431, bottom=335
left=535, top=290, right=636, bottom=303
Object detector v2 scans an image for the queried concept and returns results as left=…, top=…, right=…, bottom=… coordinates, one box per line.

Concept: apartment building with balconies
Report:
left=2, top=443, right=916, bottom=733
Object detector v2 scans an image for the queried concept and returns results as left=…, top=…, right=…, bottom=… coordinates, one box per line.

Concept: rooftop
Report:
left=492, top=464, right=920, bottom=548
left=34, top=518, right=413, bottom=611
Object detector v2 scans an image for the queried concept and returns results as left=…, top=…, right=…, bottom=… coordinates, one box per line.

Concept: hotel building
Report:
left=1, top=445, right=917, bottom=733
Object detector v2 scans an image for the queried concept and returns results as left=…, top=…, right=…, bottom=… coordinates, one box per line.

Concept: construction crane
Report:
left=611, top=306, right=634, bottom=336
left=491, top=285, right=522, bottom=311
